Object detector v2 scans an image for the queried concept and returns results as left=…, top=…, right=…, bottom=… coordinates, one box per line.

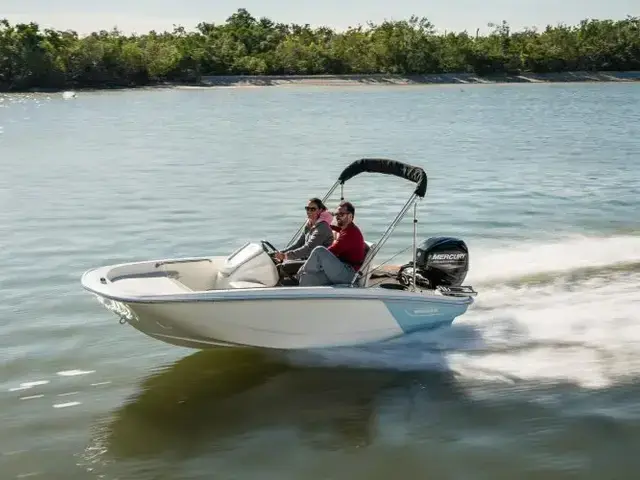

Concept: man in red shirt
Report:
left=297, top=201, right=366, bottom=286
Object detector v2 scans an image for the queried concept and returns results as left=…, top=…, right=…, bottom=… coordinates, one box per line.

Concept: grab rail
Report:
left=155, top=258, right=213, bottom=268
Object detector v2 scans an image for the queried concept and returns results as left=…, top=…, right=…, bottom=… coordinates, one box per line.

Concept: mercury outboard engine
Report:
left=398, top=236, right=469, bottom=290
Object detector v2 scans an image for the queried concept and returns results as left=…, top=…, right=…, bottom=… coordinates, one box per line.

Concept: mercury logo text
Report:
left=428, top=253, right=466, bottom=260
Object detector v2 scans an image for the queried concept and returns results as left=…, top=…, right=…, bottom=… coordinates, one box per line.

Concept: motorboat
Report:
left=80, top=158, right=478, bottom=350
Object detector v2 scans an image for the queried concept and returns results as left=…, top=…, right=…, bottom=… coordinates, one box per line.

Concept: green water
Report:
left=1, top=82, right=639, bottom=479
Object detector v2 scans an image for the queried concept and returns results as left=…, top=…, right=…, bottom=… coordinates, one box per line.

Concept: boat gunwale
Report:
left=80, top=267, right=475, bottom=306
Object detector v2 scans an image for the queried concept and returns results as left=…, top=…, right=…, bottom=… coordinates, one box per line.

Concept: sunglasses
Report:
left=305, top=206, right=318, bottom=212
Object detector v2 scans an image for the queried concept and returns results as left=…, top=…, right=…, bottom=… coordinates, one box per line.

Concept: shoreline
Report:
left=197, top=71, right=640, bottom=87
left=7, top=71, right=640, bottom=93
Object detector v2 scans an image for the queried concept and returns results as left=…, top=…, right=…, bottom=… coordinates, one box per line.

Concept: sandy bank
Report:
left=197, top=71, right=640, bottom=87
left=9, top=71, right=639, bottom=94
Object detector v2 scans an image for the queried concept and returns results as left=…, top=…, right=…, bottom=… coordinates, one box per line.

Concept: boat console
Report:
left=214, top=241, right=280, bottom=289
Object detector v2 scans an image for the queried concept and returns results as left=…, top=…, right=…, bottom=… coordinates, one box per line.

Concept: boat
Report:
left=80, top=158, right=477, bottom=350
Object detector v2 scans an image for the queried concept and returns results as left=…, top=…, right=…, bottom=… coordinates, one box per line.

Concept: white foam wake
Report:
left=466, top=233, right=640, bottom=284
left=286, top=234, right=640, bottom=390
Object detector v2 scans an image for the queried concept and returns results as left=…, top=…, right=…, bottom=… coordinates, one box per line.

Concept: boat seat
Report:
left=356, top=241, right=376, bottom=287
left=228, top=280, right=266, bottom=289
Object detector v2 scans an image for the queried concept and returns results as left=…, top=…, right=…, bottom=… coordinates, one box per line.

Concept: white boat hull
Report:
left=92, top=293, right=470, bottom=350
left=81, top=255, right=473, bottom=350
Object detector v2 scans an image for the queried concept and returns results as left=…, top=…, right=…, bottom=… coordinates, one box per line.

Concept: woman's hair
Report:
left=308, top=197, right=326, bottom=210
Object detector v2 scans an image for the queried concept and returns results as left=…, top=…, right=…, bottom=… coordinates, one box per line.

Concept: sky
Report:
left=2, top=0, right=638, bottom=35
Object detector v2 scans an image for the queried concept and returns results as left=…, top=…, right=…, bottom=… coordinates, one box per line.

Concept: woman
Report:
left=275, top=197, right=334, bottom=262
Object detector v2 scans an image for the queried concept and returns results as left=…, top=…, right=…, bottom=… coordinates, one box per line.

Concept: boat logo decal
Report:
left=428, top=253, right=466, bottom=261
left=404, top=307, right=440, bottom=316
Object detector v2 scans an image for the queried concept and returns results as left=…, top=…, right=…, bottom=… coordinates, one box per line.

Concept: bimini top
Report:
left=338, top=158, right=428, bottom=198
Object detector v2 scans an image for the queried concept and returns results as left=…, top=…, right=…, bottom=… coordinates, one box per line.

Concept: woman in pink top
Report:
left=275, top=197, right=334, bottom=261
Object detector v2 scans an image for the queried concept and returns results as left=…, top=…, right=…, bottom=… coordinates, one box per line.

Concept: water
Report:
left=1, top=82, right=640, bottom=479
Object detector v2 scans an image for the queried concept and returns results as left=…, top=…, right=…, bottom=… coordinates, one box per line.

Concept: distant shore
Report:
left=195, top=71, right=640, bottom=88
left=8, top=71, right=640, bottom=94
left=3, top=13, right=639, bottom=93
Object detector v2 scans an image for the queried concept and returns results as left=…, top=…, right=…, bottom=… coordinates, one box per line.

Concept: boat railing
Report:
left=155, top=258, right=213, bottom=268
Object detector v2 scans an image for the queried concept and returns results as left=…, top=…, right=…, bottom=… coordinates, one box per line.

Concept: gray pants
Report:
left=297, top=246, right=356, bottom=286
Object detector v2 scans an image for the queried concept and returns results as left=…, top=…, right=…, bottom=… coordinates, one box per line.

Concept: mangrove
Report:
left=1, top=9, right=639, bottom=91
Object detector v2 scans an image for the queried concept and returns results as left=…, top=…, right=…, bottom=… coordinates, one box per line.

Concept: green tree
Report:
left=1, top=10, right=638, bottom=91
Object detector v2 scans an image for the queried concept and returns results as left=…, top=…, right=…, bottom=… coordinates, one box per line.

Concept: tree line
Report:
left=1, top=8, right=639, bottom=91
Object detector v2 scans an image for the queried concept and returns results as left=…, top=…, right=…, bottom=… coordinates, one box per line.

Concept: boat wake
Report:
left=285, top=233, right=640, bottom=389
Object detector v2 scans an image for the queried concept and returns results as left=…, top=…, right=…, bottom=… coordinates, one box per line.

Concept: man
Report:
left=296, top=201, right=366, bottom=287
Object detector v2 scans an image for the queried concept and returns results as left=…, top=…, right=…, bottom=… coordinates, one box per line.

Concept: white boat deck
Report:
left=113, top=276, right=193, bottom=295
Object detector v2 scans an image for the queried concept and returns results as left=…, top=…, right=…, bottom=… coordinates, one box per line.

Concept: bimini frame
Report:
left=284, top=158, right=428, bottom=290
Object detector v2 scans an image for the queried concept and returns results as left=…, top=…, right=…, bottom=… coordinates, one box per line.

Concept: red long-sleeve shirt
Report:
left=328, top=223, right=366, bottom=270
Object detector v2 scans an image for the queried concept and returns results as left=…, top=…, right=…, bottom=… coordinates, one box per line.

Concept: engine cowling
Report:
left=410, top=236, right=469, bottom=288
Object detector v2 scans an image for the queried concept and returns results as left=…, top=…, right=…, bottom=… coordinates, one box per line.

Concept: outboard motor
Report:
left=399, top=236, right=469, bottom=289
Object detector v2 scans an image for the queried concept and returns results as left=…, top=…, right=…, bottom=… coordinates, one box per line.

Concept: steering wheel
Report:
left=260, top=240, right=300, bottom=285
left=260, top=240, right=281, bottom=265
left=260, top=240, right=278, bottom=255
